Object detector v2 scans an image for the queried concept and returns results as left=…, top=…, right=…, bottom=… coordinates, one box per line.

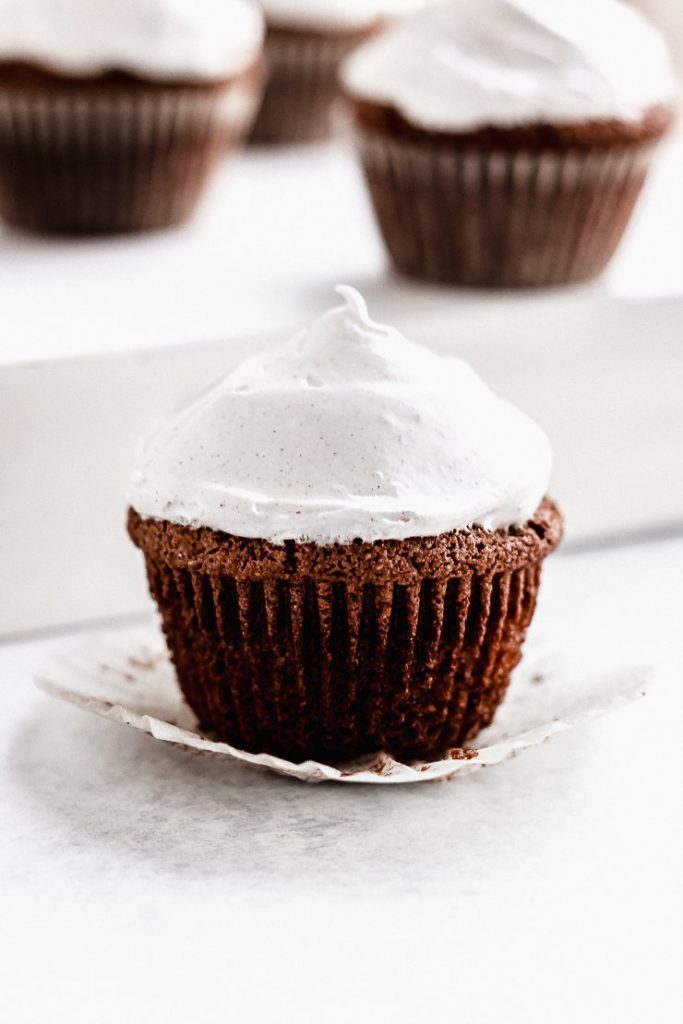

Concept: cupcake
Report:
left=342, top=0, right=677, bottom=288
left=0, top=0, right=264, bottom=235
left=128, top=288, right=562, bottom=763
left=250, top=1, right=420, bottom=144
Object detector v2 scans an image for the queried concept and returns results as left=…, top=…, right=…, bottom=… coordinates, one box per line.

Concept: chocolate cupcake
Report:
left=0, top=0, right=264, bottom=235
left=342, top=0, right=677, bottom=288
left=128, top=288, right=562, bottom=763
left=250, top=1, right=420, bottom=144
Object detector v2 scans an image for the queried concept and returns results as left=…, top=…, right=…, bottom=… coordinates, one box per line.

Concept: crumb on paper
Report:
left=128, top=652, right=163, bottom=673
left=99, top=660, right=136, bottom=682
left=340, top=752, right=393, bottom=777
left=447, top=748, right=479, bottom=761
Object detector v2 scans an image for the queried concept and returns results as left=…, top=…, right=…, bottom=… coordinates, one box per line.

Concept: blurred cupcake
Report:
left=342, top=0, right=677, bottom=288
left=251, top=1, right=421, bottom=144
left=0, top=0, right=264, bottom=235
left=128, top=287, right=562, bottom=763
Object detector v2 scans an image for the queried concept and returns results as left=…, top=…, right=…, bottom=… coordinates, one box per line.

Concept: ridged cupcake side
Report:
left=129, top=499, right=562, bottom=762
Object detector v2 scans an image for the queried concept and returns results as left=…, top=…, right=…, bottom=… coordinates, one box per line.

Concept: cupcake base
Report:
left=250, top=24, right=379, bottom=145
left=128, top=500, right=563, bottom=763
left=0, top=61, right=263, bottom=236
left=350, top=101, right=673, bottom=288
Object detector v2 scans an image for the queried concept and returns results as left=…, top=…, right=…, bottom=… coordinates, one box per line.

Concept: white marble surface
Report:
left=3, top=535, right=682, bottom=1023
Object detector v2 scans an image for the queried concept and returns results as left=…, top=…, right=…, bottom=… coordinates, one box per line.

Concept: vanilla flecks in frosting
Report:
left=261, top=1, right=422, bottom=33
left=130, top=288, right=552, bottom=545
left=342, top=0, right=677, bottom=132
left=0, top=0, right=264, bottom=81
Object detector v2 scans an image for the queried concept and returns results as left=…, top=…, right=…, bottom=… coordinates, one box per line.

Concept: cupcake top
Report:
left=0, top=0, right=264, bottom=81
left=130, top=288, right=552, bottom=545
left=260, top=1, right=421, bottom=33
left=342, top=0, right=677, bottom=132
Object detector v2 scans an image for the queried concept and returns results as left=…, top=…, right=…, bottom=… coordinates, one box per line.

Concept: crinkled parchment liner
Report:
left=34, top=626, right=649, bottom=785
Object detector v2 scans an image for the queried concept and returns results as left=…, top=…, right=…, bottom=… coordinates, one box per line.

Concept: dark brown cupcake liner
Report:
left=354, top=127, right=662, bottom=287
left=250, top=25, right=375, bottom=144
left=128, top=499, right=563, bottom=763
left=0, top=65, right=262, bottom=235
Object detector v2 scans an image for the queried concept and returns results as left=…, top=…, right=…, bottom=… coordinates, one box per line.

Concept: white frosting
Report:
left=130, top=287, right=552, bottom=545
left=261, top=1, right=421, bottom=33
left=342, top=0, right=677, bottom=131
left=0, top=0, right=264, bottom=80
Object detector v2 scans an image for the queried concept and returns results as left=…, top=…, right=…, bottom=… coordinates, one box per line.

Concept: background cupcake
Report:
left=0, top=0, right=264, bottom=235
left=128, top=287, right=562, bottom=764
left=251, top=0, right=421, bottom=144
left=342, top=0, right=677, bottom=288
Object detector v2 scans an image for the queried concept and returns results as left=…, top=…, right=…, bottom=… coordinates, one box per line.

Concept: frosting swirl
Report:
left=342, top=0, right=677, bottom=131
left=129, top=287, right=552, bottom=545
left=0, top=0, right=264, bottom=81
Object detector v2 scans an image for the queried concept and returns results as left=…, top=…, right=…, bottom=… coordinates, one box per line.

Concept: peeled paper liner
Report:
left=34, top=626, right=649, bottom=786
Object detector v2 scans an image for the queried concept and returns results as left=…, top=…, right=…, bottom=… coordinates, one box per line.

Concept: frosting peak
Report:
left=0, top=0, right=264, bottom=81
left=342, top=0, right=677, bottom=131
left=252, top=286, right=439, bottom=389
left=130, top=288, right=552, bottom=545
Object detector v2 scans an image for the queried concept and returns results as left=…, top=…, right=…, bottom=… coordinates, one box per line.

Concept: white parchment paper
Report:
left=34, top=626, right=650, bottom=785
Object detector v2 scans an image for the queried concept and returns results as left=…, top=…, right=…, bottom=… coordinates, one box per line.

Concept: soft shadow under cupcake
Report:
left=10, top=697, right=589, bottom=885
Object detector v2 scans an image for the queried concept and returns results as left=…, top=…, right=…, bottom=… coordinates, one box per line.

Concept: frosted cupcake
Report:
left=342, top=0, right=677, bottom=287
left=0, top=0, right=264, bottom=235
left=128, top=288, right=563, bottom=763
left=251, top=1, right=420, bottom=143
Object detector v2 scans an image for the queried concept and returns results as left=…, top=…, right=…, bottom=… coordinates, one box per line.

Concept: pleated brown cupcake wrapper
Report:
left=251, top=30, right=368, bottom=144
left=356, top=130, right=659, bottom=287
left=142, top=557, right=545, bottom=763
left=0, top=72, right=260, bottom=235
